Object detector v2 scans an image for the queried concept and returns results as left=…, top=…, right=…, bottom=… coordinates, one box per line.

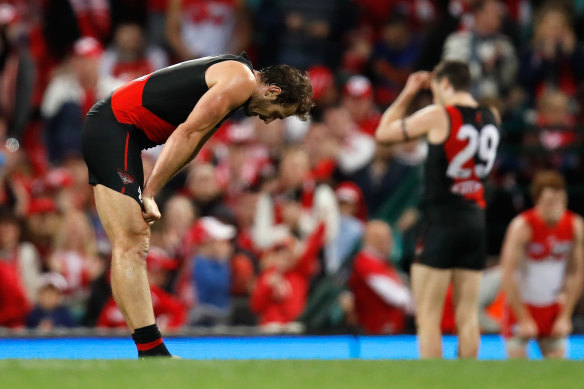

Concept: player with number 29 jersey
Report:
left=424, top=105, right=500, bottom=210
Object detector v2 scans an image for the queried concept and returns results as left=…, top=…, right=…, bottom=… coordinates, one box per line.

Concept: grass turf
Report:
left=1, top=359, right=583, bottom=389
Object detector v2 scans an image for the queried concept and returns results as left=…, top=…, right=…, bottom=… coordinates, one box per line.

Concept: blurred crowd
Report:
left=1, top=0, right=584, bottom=335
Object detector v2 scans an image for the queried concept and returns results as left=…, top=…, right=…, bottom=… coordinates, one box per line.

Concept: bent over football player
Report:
left=82, top=53, right=313, bottom=357
left=501, top=170, right=584, bottom=358
left=375, top=61, right=501, bottom=358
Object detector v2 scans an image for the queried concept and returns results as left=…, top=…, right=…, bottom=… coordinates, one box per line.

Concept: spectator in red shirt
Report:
left=250, top=223, right=326, bottom=332
left=348, top=220, right=414, bottom=334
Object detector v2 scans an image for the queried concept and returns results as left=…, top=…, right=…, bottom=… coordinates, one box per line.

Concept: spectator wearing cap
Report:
left=250, top=223, right=326, bottom=331
left=26, top=272, right=75, bottom=330
left=100, top=21, right=168, bottom=82
left=347, top=221, right=414, bottom=334
left=41, top=36, right=123, bottom=163
left=328, top=183, right=366, bottom=273
left=442, top=0, right=517, bottom=99
left=342, top=75, right=382, bottom=137
left=308, top=65, right=338, bottom=115
left=189, top=217, right=236, bottom=326
left=25, top=197, right=61, bottom=263
left=98, top=247, right=187, bottom=331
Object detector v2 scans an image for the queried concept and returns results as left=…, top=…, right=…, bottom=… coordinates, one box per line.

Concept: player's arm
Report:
left=375, top=71, right=436, bottom=144
left=142, top=62, right=255, bottom=220
left=553, top=215, right=584, bottom=335
left=501, top=215, right=535, bottom=330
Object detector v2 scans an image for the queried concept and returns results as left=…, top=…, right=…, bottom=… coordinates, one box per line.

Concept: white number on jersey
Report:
left=446, top=124, right=500, bottom=179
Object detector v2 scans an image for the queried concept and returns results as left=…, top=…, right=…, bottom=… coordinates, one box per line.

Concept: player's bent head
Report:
left=257, top=64, right=314, bottom=120
left=531, top=170, right=567, bottom=219
left=431, top=61, right=472, bottom=100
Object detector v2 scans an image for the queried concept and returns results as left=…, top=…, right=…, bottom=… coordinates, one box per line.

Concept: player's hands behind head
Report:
left=404, top=71, right=431, bottom=96
left=142, top=194, right=161, bottom=225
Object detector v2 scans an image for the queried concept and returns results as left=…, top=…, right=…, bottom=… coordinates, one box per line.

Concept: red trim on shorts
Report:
left=124, top=132, right=130, bottom=171
left=136, top=338, right=164, bottom=351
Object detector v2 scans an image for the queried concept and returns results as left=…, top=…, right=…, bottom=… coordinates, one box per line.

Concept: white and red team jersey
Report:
left=504, top=208, right=576, bottom=337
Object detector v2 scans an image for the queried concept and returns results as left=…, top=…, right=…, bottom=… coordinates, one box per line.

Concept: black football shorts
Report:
left=414, top=206, right=487, bottom=271
left=82, top=98, right=156, bottom=208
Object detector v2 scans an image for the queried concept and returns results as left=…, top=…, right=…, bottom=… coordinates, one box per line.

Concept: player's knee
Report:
left=112, top=229, right=151, bottom=260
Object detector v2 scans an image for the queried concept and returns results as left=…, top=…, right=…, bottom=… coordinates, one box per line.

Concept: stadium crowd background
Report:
left=1, top=0, right=584, bottom=336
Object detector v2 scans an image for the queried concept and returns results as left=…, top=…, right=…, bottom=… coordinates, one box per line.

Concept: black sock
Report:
left=132, top=324, right=172, bottom=358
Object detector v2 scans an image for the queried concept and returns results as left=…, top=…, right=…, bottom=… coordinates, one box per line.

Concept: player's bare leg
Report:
left=412, top=263, right=452, bottom=358
left=539, top=338, right=566, bottom=359
left=94, top=184, right=170, bottom=357
left=94, top=184, right=155, bottom=330
left=506, top=338, right=528, bottom=358
left=452, top=269, right=482, bottom=358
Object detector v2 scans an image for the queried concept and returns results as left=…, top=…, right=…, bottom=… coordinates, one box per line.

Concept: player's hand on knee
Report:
left=550, top=315, right=572, bottom=338
left=518, top=317, right=538, bottom=339
left=142, top=194, right=161, bottom=225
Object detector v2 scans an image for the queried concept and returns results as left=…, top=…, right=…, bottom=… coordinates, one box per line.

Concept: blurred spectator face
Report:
left=343, top=76, right=374, bottom=123
left=304, top=122, right=338, bottom=166
left=194, top=217, right=236, bottom=260
left=536, top=187, right=567, bottom=223
left=115, top=23, right=145, bottom=60
left=535, top=8, right=571, bottom=44
left=381, top=19, right=411, bottom=50
left=0, top=216, right=20, bottom=250
left=187, top=164, right=222, bottom=203
left=164, top=195, right=195, bottom=236
left=234, top=191, right=258, bottom=229
left=308, top=66, right=337, bottom=108
left=474, top=0, right=502, bottom=36
left=71, top=37, right=103, bottom=88
left=57, top=211, right=95, bottom=253
left=363, top=221, right=392, bottom=258
left=263, top=238, right=296, bottom=273
left=537, top=91, right=570, bottom=126
left=38, top=285, right=62, bottom=311
left=280, top=149, right=310, bottom=190
left=27, top=200, right=61, bottom=241
left=324, top=107, right=356, bottom=139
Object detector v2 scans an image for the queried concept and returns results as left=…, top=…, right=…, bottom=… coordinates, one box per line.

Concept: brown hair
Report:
left=531, top=170, right=566, bottom=201
left=433, top=61, right=472, bottom=92
left=259, top=65, right=314, bottom=120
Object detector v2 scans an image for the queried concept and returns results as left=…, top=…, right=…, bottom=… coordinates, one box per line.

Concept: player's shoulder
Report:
left=508, top=212, right=533, bottom=238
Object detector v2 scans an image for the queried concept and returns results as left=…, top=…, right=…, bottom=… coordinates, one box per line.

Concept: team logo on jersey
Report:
left=451, top=180, right=483, bottom=195
left=138, top=187, right=142, bottom=203
left=117, top=169, right=135, bottom=184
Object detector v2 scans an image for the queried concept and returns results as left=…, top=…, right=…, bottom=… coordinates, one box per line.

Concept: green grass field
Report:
left=1, top=359, right=582, bottom=389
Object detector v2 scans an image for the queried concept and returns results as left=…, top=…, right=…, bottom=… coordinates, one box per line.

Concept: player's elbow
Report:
left=374, top=123, right=399, bottom=144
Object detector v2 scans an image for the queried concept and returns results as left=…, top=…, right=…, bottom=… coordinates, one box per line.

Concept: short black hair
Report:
left=259, top=65, right=314, bottom=120
left=433, top=60, right=472, bottom=92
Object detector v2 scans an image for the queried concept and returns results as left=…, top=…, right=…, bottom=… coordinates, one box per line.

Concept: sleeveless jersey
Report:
left=110, top=52, right=253, bottom=145
left=517, top=208, right=575, bottom=306
left=423, top=105, right=500, bottom=210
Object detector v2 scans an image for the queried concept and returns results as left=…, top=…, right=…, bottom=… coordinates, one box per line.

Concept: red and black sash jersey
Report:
left=110, top=52, right=253, bottom=145
left=423, top=105, right=500, bottom=210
